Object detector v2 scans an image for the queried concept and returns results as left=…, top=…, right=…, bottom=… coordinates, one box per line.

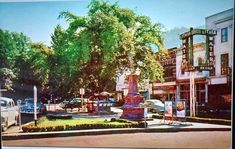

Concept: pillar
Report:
left=205, top=83, right=208, bottom=104
left=127, top=74, right=138, bottom=96
left=176, top=85, right=180, bottom=99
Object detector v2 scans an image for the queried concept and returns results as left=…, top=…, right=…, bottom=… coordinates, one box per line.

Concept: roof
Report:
left=0, top=97, right=13, bottom=102
left=206, top=8, right=233, bottom=19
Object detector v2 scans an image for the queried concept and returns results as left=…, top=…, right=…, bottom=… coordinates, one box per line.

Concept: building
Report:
left=151, top=47, right=177, bottom=101
left=205, top=8, right=233, bottom=109
left=175, top=42, right=209, bottom=106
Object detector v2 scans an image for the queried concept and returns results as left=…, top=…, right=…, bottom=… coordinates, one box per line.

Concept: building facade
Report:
left=151, top=47, right=177, bottom=101
left=175, top=42, right=209, bottom=107
left=205, top=8, right=233, bottom=109
left=116, top=9, right=233, bottom=111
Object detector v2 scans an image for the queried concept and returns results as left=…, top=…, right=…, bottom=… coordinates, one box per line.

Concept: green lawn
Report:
left=35, top=117, right=133, bottom=127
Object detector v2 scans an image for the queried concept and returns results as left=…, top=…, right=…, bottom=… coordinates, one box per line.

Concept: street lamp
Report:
left=34, top=86, right=38, bottom=126
left=80, top=88, right=85, bottom=112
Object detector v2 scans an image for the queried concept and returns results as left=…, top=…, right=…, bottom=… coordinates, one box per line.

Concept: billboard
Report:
left=164, top=101, right=173, bottom=117
left=176, top=101, right=186, bottom=117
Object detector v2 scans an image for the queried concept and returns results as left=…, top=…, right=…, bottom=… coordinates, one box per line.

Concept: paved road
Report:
left=3, top=131, right=231, bottom=148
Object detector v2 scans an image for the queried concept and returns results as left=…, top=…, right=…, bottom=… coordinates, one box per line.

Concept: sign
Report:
left=17, top=100, right=21, bottom=106
left=164, top=101, right=173, bottom=117
left=182, top=38, right=189, bottom=62
left=80, top=88, right=85, bottom=95
left=176, top=101, right=186, bottom=117
left=195, top=65, right=214, bottom=71
left=144, top=107, right=148, bottom=118
left=180, top=29, right=217, bottom=39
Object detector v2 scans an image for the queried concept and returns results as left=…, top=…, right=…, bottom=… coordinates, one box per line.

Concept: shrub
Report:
left=53, top=125, right=64, bottom=131
left=46, top=114, right=72, bottom=120
left=46, top=126, right=53, bottom=131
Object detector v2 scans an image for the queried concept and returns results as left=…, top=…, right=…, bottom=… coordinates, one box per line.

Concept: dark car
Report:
left=20, top=98, right=47, bottom=114
left=59, top=98, right=82, bottom=110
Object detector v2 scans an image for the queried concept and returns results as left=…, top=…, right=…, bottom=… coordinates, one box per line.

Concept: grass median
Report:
left=22, top=117, right=146, bottom=132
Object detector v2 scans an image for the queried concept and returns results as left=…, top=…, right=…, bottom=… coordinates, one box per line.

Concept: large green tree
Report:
left=0, top=28, right=52, bottom=92
left=51, top=0, right=166, bottom=96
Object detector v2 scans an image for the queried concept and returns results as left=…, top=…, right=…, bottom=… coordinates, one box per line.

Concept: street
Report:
left=3, top=131, right=231, bottom=148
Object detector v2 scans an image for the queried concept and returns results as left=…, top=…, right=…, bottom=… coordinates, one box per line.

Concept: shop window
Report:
left=221, top=53, right=228, bottom=75
left=221, top=27, right=228, bottom=42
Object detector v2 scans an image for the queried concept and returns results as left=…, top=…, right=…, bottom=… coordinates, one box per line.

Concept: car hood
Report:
left=21, top=103, right=40, bottom=109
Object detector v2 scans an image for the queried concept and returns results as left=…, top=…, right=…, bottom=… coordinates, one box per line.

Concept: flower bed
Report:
left=22, top=117, right=146, bottom=132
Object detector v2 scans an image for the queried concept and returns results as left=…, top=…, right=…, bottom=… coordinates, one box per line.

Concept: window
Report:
left=221, top=53, right=228, bottom=75
left=221, top=28, right=228, bottom=42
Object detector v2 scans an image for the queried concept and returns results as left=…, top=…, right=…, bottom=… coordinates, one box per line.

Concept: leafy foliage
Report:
left=51, top=0, right=166, bottom=96
left=0, top=29, right=52, bottom=92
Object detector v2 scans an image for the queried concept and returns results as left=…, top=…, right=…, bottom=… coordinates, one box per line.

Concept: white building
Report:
left=175, top=8, right=233, bottom=109
left=206, top=8, right=233, bottom=84
left=205, top=8, right=233, bottom=109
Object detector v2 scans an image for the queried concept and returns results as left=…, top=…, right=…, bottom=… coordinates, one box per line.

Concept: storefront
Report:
left=151, top=82, right=176, bottom=101
left=176, top=77, right=208, bottom=106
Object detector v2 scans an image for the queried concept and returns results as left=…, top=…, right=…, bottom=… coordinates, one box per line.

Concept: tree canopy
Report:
left=1, top=0, right=166, bottom=98
left=51, top=0, right=166, bottom=95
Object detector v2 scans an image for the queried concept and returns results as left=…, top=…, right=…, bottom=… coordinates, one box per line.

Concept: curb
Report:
left=2, top=127, right=231, bottom=140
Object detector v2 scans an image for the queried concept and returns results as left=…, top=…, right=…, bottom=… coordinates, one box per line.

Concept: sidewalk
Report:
left=2, top=106, right=231, bottom=140
left=2, top=115, right=231, bottom=140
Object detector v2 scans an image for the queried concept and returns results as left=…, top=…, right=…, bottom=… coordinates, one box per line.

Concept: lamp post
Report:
left=34, top=86, right=38, bottom=126
left=0, top=85, right=7, bottom=146
left=17, top=100, right=22, bottom=130
left=80, top=88, right=85, bottom=112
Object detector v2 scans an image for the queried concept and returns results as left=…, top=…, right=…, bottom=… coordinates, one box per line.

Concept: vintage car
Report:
left=1, top=97, right=19, bottom=132
left=144, top=99, right=165, bottom=114
left=20, top=98, right=47, bottom=114
left=59, top=98, right=82, bottom=110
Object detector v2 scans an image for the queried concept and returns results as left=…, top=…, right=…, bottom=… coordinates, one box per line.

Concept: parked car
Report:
left=1, top=97, right=19, bottom=132
left=60, top=98, right=82, bottom=110
left=144, top=99, right=165, bottom=114
left=20, top=98, right=47, bottom=114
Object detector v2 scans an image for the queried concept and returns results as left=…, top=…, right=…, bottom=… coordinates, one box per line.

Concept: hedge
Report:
left=22, top=122, right=146, bottom=132
left=46, top=114, right=72, bottom=120
left=152, top=115, right=231, bottom=125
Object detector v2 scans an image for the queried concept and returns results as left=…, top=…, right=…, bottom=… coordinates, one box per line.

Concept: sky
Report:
left=0, top=0, right=233, bottom=46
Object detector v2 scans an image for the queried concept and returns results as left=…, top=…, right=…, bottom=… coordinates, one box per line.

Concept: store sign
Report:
left=164, top=101, right=173, bottom=117
left=152, top=86, right=176, bottom=90
left=176, top=101, right=186, bottom=117
left=208, top=38, right=215, bottom=65
left=180, top=29, right=217, bottom=39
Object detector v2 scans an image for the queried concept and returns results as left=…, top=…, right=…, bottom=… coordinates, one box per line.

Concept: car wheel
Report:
left=2, top=119, right=8, bottom=132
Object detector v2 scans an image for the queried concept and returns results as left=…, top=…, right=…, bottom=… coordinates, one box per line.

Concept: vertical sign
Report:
left=208, top=36, right=215, bottom=65
left=176, top=101, right=186, bottom=117
left=189, top=28, right=194, bottom=66
left=164, top=101, right=173, bottom=117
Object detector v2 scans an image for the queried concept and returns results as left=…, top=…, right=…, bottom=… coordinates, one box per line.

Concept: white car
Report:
left=1, top=97, right=19, bottom=131
left=145, top=99, right=165, bottom=114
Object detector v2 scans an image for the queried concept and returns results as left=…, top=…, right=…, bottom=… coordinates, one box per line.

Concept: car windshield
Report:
left=24, top=99, right=41, bottom=104
left=151, top=100, right=163, bottom=104
left=1, top=100, right=7, bottom=107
